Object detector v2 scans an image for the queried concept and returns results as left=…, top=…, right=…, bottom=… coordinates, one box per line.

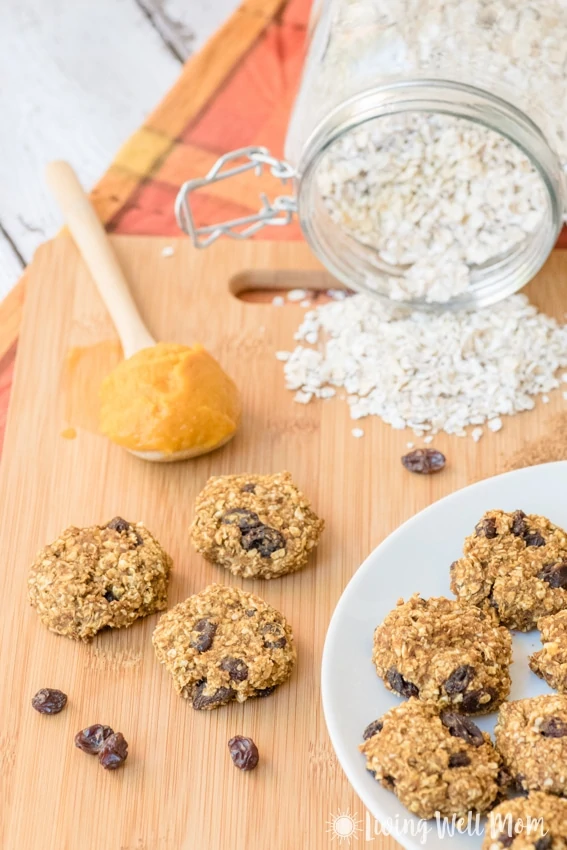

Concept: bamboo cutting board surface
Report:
left=1, top=234, right=567, bottom=850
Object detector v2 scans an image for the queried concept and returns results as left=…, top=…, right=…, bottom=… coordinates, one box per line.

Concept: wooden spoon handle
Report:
left=45, top=161, right=155, bottom=358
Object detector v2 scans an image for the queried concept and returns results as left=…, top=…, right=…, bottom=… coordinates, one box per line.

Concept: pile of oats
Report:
left=317, top=114, right=546, bottom=303
left=278, top=293, right=567, bottom=437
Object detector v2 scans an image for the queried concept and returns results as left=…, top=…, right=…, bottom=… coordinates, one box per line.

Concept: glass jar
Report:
left=176, top=0, right=567, bottom=310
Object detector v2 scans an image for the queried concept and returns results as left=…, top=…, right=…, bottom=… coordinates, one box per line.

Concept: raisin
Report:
left=107, top=517, right=130, bottom=533
left=383, top=775, right=396, bottom=787
left=245, top=608, right=257, bottom=617
left=539, top=717, right=567, bottom=738
left=401, top=448, right=446, bottom=474
left=386, top=667, right=419, bottom=698
left=221, top=508, right=262, bottom=533
left=104, top=589, right=116, bottom=603
left=190, top=619, right=217, bottom=653
left=461, top=687, right=497, bottom=713
left=444, top=665, right=475, bottom=695
left=255, top=685, right=277, bottom=698
left=241, top=483, right=257, bottom=493
left=362, top=719, right=383, bottom=741
left=220, top=657, right=249, bottom=682
left=475, top=517, right=498, bottom=539
left=228, top=735, right=259, bottom=771
left=99, top=732, right=128, bottom=770
left=31, top=688, right=68, bottom=715
left=241, top=525, right=286, bottom=557
left=511, top=510, right=528, bottom=537
left=497, top=767, right=512, bottom=788
left=261, top=622, right=287, bottom=650
left=525, top=532, right=545, bottom=547
left=539, top=562, right=567, bottom=590
left=75, top=724, right=114, bottom=754
left=498, top=833, right=515, bottom=848
left=192, top=681, right=236, bottom=710
left=535, top=836, right=552, bottom=850
left=448, top=751, right=471, bottom=768
left=441, top=712, right=484, bottom=747
left=510, top=511, right=545, bottom=547
left=515, top=773, right=528, bottom=794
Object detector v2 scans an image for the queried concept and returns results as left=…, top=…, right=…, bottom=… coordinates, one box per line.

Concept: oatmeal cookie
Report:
left=483, top=792, right=567, bottom=850
left=360, top=699, right=504, bottom=819
left=495, top=695, right=567, bottom=796
left=189, top=472, right=323, bottom=579
left=372, top=595, right=512, bottom=714
left=28, top=517, right=171, bottom=641
left=152, top=583, right=296, bottom=709
left=451, top=510, right=567, bottom=631
left=530, top=610, right=567, bottom=692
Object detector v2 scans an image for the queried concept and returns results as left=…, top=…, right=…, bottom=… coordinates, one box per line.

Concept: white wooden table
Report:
left=0, top=0, right=240, bottom=300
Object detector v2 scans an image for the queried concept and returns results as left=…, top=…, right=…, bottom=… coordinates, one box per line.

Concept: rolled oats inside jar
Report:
left=283, top=0, right=567, bottom=308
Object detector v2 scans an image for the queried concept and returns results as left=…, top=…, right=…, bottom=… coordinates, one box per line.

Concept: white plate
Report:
left=322, top=461, right=567, bottom=850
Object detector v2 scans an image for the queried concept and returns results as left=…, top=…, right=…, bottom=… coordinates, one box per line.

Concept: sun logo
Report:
left=326, top=808, right=363, bottom=843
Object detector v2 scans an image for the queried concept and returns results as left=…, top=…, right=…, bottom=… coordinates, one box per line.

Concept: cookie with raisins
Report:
left=451, top=510, right=567, bottom=631
left=360, top=699, right=504, bottom=819
left=28, top=517, right=171, bottom=641
left=190, top=472, right=323, bottom=579
left=152, top=583, right=296, bottom=709
left=373, top=594, right=511, bottom=714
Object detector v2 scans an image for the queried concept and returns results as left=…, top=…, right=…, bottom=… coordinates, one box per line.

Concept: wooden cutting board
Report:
left=1, top=234, right=566, bottom=850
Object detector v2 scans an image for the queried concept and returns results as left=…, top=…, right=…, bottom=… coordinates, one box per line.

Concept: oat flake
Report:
left=280, top=293, right=567, bottom=436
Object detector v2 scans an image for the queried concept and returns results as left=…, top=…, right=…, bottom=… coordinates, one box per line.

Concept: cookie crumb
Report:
left=471, top=427, right=484, bottom=442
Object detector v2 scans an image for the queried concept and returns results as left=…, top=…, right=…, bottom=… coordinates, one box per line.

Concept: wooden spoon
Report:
left=45, top=160, right=240, bottom=462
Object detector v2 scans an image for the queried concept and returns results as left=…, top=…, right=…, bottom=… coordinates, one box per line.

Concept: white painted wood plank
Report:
left=138, top=0, right=241, bottom=58
left=0, top=0, right=183, bottom=299
left=0, top=0, right=242, bottom=301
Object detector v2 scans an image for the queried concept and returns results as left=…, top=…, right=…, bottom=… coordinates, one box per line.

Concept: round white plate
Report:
left=322, top=461, right=567, bottom=850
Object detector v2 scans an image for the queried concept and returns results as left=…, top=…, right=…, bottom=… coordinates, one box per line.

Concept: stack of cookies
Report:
left=362, top=509, right=567, bottom=845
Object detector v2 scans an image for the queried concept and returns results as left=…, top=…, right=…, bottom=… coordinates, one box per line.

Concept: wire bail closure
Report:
left=175, top=146, right=297, bottom=248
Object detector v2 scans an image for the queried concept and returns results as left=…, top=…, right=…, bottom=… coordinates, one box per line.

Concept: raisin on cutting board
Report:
left=228, top=736, right=259, bottom=771
left=75, top=724, right=114, bottom=754
left=31, top=688, right=68, bottom=715
left=99, top=732, right=129, bottom=770
left=401, top=448, right=446, bottom=474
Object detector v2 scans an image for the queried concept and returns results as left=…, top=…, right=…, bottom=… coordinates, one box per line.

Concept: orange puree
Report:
left=99, top=342, right=241, bottom=455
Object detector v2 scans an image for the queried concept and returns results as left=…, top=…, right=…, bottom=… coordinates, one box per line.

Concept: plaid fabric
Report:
left=102, top=0, right=310, bottom=243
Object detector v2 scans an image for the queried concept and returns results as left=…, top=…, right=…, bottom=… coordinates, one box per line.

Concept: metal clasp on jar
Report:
left=175, top=146, right=297, bottom=248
